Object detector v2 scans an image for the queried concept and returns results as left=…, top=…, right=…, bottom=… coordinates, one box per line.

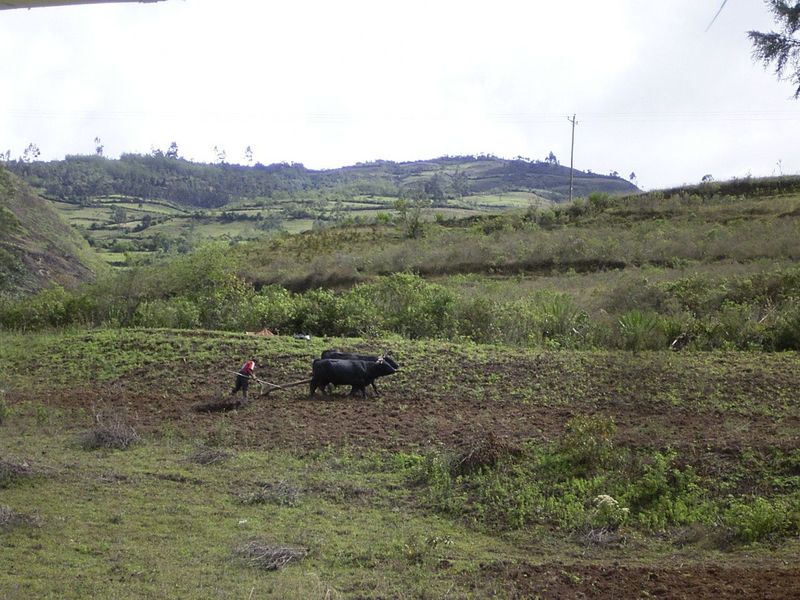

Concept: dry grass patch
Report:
left=0, top=504, right=39, bottom=529
left=450, top=431, right=521, bottom=476
left=237, top=480, right=302, bottom=507
left=0, top=458, right=37, bottom=488
left=234, top=539, right=308, bottom=571
left=188, top=445, right=233, bottom=465
left=80, top=414, right=141, bottom=450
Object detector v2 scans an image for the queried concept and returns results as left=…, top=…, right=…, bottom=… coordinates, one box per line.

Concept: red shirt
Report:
left=240, top=360, right=256, bottom=376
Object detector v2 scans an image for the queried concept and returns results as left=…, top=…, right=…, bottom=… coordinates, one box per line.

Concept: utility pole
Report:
left=567, top=114, right=578, bottom=203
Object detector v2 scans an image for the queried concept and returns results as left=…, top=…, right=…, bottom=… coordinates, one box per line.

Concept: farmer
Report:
left=231, top=359, right=258, bottom=403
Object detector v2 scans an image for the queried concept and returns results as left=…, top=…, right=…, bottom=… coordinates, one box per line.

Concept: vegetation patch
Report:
left=450, top=431, right=521, bottom=477
left=0, top=458, right=37, bottom=488
left=0, top=504, right=39, bottom=529
left=234, top=539, right=308, bottom=571
left=237, top=481, right=302, bottom=507
left=187, top=445, right=233, bottom=465
left=80, top=416, right=142, bottom=450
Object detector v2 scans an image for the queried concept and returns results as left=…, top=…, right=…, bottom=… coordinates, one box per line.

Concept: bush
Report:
left=249, top=285, right=297, bottom=333
left=234, top=540, right=307, bottom=571
left=196, top=273, right=255, bottom=330
left=133, top=297, right=200, bottom=329
left=561, top=414, right=617, bottom=472
left=767, top=300, right=800, bottom=350
left=359, top=273, right=457, bottom=339
left=618, top=309, right=664, bottom=351
left=723, top=496, right=799, bottom=543
left=454, top=296, right=497, bottom=343
left=587, top=192, right=614, bottom=213
left=293, top=288, right=342, bottom=335
left=80, top=417, right=141, bottom=450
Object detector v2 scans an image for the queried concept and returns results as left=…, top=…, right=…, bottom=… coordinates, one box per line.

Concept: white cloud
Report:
left=0, top=0, right=798, bottom=188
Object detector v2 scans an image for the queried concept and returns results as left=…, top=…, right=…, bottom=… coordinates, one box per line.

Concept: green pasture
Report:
left=468, top=191, right=549, bottom=208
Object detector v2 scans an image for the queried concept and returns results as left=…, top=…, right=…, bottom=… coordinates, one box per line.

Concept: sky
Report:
left=0, top=0, right=798, bottom=190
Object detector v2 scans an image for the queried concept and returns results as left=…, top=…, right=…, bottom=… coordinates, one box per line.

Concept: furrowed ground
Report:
left=1, top=329, right=798, bottom=598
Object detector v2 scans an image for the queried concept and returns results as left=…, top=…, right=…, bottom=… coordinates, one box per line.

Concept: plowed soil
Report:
left=27, top=350, right=800, bottom=456
left=470, top=561, right=800, bottom=600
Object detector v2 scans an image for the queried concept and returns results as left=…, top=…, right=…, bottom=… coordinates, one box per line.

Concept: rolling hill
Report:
left=8, top=153, right=638, bottom=209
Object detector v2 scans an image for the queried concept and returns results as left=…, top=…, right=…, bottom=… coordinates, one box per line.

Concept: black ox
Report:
left=310, top=357, right=398, bottom=398
left=320, top=350, right=399, bottom=396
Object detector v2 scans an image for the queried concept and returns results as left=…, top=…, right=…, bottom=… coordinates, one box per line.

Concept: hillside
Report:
left=0, top=166, right=105, bottom=294
left=3, top=175, right=800, bottom=352
left=3, top=154, right=637, bottom=268
left=7, top=153, right=637, bottom=208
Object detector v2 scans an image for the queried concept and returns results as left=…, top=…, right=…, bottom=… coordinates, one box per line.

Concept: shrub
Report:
left=80, top=417, right=141, bottom=450
left=723, top=496, right=799, bottom=543
left=0, top=505, right=39, bottom=529
left=0, top=285, right=73, bottom=329
left=767, top=300, right=800, bottom=350
left=538, top=293, right=586, bottom=346
left=587, top=192, right=614, bottom=213
left=238, top=481, right=302, bottom=507
left=360, top=273, right=457, bottom=339
left=618, top=309, right=664, bottom=351
left=197, top=273, right=256, bottom=331
left=133, top=297, right=200, bottom=329
left=249, top=285, right=297, bottom=333
left=454, top=296, right=497, bottom=343
left=234, top=540, right=307, bottom=571
left=293, top=288, right=342, bottom=335
left=0, top=458, right=35, bottom=488
left=561, top=414, right=617, bottom=471
left=591, top=494, right=630, bottom=529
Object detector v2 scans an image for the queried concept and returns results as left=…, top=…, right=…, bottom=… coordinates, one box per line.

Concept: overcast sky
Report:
left=0, top=0, right=797, bottom=189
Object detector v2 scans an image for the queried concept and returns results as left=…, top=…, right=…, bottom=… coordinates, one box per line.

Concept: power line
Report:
left=705, top=0, right=729, bottom=32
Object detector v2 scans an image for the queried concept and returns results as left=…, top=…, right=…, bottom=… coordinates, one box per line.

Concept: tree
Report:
left=424, top=172, right=446, bottom=205
left=213, top=145, right=227, bottom=164
left=629, top=171, right=637, bottom=183
left=244, top=145, right=254, bottom=165
left=748, top=1, right=800, bottom=98
left=21, top=143, right=40, bottom=162
left=166, top=142, right=179, bottom=159
left=94, top=137, right=104, bottom=156
left=545, top=151, right=559, bottom=166
left=111, top=206, right=127, bottom=224
left=393, top=198, right=428, bottom=239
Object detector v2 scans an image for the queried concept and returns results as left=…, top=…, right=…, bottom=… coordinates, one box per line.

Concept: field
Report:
left=1, top=329, right=798, bottom=598
left=47, top=191, right=544, bottom=267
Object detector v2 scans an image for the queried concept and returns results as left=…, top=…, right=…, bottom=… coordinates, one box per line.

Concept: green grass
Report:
left=0, top=433, right=513, bottom=599
left=467, top=191, right=549, bottom=208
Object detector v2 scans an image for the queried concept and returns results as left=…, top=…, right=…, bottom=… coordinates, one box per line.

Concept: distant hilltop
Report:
left=4, top=153, right=638, bottom=208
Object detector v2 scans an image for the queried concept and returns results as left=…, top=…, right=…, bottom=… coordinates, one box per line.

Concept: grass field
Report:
left=1, top=329, right=798, bottom=598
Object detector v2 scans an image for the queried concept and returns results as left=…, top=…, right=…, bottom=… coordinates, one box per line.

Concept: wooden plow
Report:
left=192, top=375, right=312, bottom=413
